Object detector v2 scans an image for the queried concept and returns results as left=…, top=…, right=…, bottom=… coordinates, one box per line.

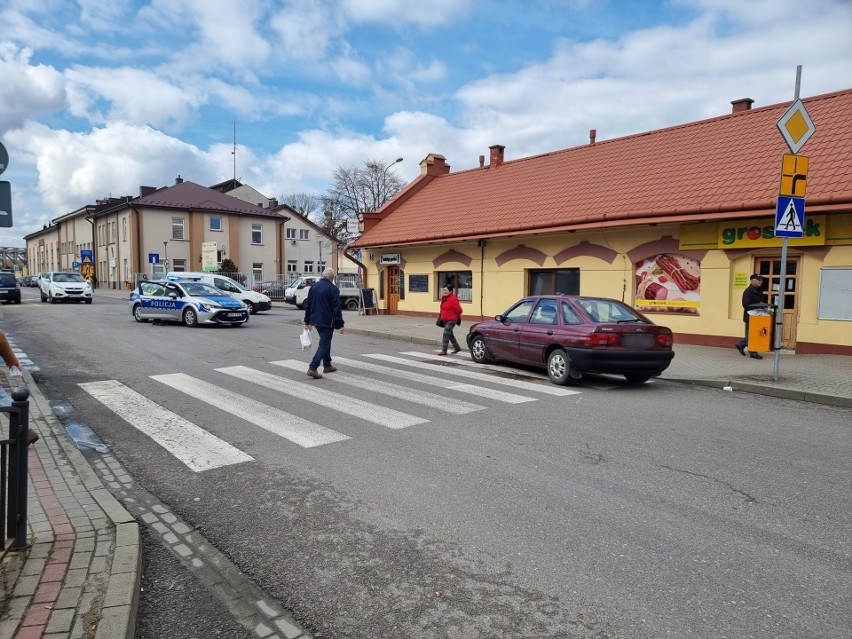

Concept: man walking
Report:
left=304, top=268, right=345, bottom=379
left=735, top=273, right=766, bottom=360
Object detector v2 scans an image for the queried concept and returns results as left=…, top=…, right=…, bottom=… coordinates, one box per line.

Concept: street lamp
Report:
left=162, top=241, right=168, bottom=274
left=384, top=157, right=403, bottom=173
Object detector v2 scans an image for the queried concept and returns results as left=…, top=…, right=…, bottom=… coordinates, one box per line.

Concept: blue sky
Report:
left=1, top=0, right=851, bottom=247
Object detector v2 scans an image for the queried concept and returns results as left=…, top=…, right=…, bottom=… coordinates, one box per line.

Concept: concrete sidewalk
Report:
left=1, top=289, right=848, bottom=639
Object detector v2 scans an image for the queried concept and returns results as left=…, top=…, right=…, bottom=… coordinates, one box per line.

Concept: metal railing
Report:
left=1, top=386, right=32, bottom=550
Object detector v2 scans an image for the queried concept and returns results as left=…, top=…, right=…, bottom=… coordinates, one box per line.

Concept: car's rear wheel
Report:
left=133, top=304, right=148, bottom=322
left=469, top=335, right=493, bottom=363
left=183, top=308, right=199, bottom=327
left=624, top=374, right=651, bottom=384
left=345, top=297, right=359, bottom=311
left=546, top=349, right=573, bottom=385
left=245, top=301, right=256, bottom=314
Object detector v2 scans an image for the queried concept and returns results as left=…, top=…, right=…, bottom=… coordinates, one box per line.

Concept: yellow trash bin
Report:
left=747, top=310, right=774, bottom=353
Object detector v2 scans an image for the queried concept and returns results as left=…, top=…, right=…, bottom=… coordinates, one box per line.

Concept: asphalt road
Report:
left=4, top=290, right=850, bottom=639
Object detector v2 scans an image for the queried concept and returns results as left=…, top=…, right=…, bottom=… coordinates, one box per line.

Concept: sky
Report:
left=1, top=0, right=851, bottom=248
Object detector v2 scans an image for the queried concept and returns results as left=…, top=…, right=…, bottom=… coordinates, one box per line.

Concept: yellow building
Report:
left=351, top=90, right=852, bottom=355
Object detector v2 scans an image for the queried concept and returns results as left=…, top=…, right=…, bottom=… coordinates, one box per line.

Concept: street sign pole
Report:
left=773, top=66, right=801, bottom=381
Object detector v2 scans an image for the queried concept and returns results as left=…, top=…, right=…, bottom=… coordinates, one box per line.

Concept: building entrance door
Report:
left=755, top=256, right=800, bottom=349
left=387, top=266, right=400, bottom=314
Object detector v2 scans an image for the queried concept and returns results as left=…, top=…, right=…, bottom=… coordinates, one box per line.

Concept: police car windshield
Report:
left=183, top=283, right=225, bottom=297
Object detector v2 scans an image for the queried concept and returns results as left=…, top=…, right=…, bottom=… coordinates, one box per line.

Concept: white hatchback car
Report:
left=40, top=272, right=93, bottom=304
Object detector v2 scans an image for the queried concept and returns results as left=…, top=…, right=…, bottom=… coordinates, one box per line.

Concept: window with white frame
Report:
left=299, top=229, right=309, bottom=240
left=252, top=263, right=262, bottom=283
left=318, top=260, right=327, bottom=272
left=252, top=223, right=262, bottom=245
left=286, top=228, right=296, bottom=239
left=287, top=260, right=297, bottom=273
left=173, top=259, right=187, bottom=272
left=210, top=216, right=222, bottom=231
left=304, top=261, right=314, bottom=273
left=172, top=217, right=185, bottom=240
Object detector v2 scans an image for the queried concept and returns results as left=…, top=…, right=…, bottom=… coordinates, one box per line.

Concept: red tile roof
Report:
left=353, top=88, right=852, bottom=248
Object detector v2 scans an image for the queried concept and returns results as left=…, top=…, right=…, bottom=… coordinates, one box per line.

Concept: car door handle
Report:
left=547, top=330, right=554, bottom=335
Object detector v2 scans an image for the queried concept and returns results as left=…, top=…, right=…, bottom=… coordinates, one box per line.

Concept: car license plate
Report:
left=622, top=334, right=655, bottom=349
left=227, top=312, right=243, bottom=318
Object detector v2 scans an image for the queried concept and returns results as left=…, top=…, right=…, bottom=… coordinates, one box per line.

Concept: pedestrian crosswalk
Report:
left=78, top=350, right=584, bottom=473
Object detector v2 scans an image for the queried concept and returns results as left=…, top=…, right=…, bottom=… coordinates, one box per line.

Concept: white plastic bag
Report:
left=300, top=328, right=312, bottom=350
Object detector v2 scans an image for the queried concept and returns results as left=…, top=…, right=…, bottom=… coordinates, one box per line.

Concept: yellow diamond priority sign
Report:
left=777, top=99, right=815, bottom=154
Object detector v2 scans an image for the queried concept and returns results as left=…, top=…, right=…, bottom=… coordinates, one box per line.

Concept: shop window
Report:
left=438, top=271, right=472, bottom=302
left=529, top=269, right=579, bottom=296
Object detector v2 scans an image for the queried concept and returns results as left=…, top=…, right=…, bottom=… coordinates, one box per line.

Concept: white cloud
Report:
left=0, top=44, right=65, bottom=134
left=342, top=0, right=474, bottom=27
left=271, top=1, right=344, bottom=63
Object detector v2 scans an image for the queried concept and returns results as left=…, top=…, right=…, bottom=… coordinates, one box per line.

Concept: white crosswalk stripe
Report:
left=151, top=373, right=350, bottom=448
left=331, top=356, right=536, bottom=404
left=270, top=360, right=486, bottom=415
left=364, top=354, right=581, bottom=396
left=216, top=366, right=427, bottom=429
left=78, top=380, right=253, bottom=472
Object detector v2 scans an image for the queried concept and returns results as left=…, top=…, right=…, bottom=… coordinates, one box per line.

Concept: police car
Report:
left=129, top=279, right=249, bottom=327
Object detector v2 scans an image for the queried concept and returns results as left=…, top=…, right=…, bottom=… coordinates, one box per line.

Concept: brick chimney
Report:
left=589, top=129, right=597, bottom=145
left=139, top=186, right=156, bottom=197
left=419, top=153, right=451, bottom=176
left=175, top=175, right=184, bottom=184
left=731, top=98, right=754, bottom=113
left=489, top=144, right=505, bottom=167
left=479, top=155, right=485, bottom=168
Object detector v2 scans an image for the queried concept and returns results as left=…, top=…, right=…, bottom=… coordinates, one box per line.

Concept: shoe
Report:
left=306, top=368, right=322, bottom=379
left=736, top=344, right=746, bottom=356
left=452, top=348, right=461, bottom=354
left=437, top=351, right=447, bottom=356
left=323, top=365, right=337, bottom=373
left=750, top=353, right=763, bottom=360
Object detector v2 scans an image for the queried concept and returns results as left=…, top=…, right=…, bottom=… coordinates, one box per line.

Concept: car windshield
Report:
left=54, top=273, right=85, bottom=282
left=576, top=298, right=644, bottom=323
left=183, top=283, right=225, bottom=297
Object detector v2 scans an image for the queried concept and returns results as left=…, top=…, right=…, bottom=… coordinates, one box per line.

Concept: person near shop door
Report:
left=736, top=273, right=766, bottom=360
left=438, top=284, right=463, bottom=355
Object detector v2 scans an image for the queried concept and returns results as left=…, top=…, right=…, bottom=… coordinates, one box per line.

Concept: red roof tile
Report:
left=354, top=88, right=852, bottom=248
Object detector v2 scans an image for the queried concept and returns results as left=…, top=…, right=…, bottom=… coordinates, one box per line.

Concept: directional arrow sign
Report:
left=775, top=196, right=805, bottom=238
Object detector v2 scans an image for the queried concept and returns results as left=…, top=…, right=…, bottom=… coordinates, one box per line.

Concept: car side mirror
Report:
left=495, top=314, right=506, bottom=322
left=168, top=292, right=177, bottom=299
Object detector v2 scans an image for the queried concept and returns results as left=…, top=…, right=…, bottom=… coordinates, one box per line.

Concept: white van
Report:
left=167, top=272, right=271, bottom=314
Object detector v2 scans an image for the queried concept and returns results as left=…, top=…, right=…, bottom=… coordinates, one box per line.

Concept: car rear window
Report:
left=0, top=273, right=16, bottom=286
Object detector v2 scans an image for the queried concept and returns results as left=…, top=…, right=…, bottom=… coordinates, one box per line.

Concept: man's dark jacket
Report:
left=304, top=278, right=344, bottom=329
left=741, top=284, right=765, bottom=321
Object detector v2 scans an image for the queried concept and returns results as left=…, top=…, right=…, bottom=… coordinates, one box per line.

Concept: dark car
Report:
left=466, top=295, right=674, bottom=385
left=0, top=271, right=21, bottom=304
left=23, top=275, right=37, bottom=287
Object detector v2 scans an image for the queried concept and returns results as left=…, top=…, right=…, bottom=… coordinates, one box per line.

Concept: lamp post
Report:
left=162, top=241, right=168, bottom=273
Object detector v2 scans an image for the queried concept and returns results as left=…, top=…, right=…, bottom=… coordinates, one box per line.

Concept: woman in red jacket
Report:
left=438, top=284, right=463, bottom=355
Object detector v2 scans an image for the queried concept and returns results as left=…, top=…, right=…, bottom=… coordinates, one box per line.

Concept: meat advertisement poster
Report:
left=635, top=253, right=700, bottom=314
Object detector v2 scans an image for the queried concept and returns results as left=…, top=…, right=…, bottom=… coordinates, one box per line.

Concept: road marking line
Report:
left=151, top=373, right=349, bottom=448
left=331, top=356, right=536, bottom=404
left=217, top=366, right=426, bottom=429
left=365, top=354, right=580, bottom=396
left=270, top=360, right=486, bottom=415
left=78, top=380, right=254, bottom=472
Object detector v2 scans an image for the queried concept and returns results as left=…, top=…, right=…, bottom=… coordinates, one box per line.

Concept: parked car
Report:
left=166, top=272, right=271, bottom=314
left=261, top=281, right=287, bottom=298
left=23, top=275, right=38, bottom=287
left=466, top=295, right=675, bottom=385
left=129, top=279, right=249, bottom=327
left=39, top=272, right=93, bottom=304
left=0, top=271, right=21, bottom=304
left=283, top=276, right=318, bottom=308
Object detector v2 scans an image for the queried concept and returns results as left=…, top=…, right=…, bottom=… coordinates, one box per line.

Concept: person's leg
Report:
left=441, top=322, right=453, bottom=353
left=446, top=320, right=461, bottom=351
left=735, top=319, right=749, bottom=354
left=309, top=327, right=333, bottom=371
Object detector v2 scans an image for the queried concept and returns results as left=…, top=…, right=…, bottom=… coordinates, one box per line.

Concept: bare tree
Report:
left=322, top=158, right=405, bottom=243
left=280, top=192, right=322, bottom=218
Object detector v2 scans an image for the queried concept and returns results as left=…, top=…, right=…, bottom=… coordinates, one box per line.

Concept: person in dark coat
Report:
left=736, top=273, right=766, bottom=359
left=303, top=268, right=345, bottom=379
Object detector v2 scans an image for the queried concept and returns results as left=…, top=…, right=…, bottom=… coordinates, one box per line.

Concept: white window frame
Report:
left=252, top=223, right=262, bottom=245
left=299, top=229, right=309, bottom=240
left=286, top=228, right=296, bottom=239
left=172, top=217, right=185, bottom=240
left=210, top=216, right=222, bottom=232
left=304, top=261, right=314, bottom=273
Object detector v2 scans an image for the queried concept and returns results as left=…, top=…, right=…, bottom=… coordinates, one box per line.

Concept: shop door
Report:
left=387, top=267, right=400, bottom=314
left=756, top=256, right=799, bottom=348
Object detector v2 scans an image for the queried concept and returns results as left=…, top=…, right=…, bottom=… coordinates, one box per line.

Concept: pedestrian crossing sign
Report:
left=775, top=196, right=805, bottom=238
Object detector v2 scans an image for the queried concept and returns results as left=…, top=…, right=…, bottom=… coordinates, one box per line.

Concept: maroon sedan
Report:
left=466, top=295, right=675, bottom=385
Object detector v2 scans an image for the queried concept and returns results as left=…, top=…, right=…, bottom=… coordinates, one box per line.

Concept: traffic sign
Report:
left=777, top=99, right=815, bottom=154
left=0, top=182, right=11, bottom=228
left=775, top=196, right=805, bottom=238
left=81, top=249, right=93, bottom=264
left=0, top=142, right=8, bottom=176
left=149, top=253, right=160, bottom=264
left=72, top=261, right=80, bottom=268
left=778, top=154, right=808, bottom=197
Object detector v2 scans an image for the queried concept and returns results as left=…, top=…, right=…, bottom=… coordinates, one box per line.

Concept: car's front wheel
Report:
left=624, top=374, right=651, bottom=384
left=84, top=299, right=92, bottom=304
left=546, top=349, right=573, bottom=385
left=345, top=297, right=359, bottom=311
left=469, top=335, right=493, bottom=363
left=183, top=308, right=199, bottom=327
left=133, top=304, right=148, bottom=322
left=49, top=293, right=57, bottom=304
left=245, top=301, right=256, bottom=314
left=40, top=291, right=46, bottom=302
